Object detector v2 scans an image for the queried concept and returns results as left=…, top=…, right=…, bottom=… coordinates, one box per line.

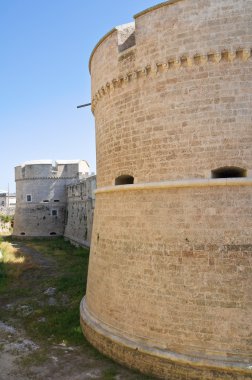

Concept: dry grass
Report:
left=0, top=238, right=154, bottom=380
left=0, top=241, right=37, bottom=279
left=1, top=242, right=24, bottom=264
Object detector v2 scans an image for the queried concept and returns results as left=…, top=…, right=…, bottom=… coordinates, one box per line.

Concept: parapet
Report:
left=89, top=22, right=135, bottom=72
left=89, top=0, right=252, bottom=102
left=15, top=160, right=90, bottom=181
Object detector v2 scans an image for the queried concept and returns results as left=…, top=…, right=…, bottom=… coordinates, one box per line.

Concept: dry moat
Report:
left=0, top=237, right=153, bottom=380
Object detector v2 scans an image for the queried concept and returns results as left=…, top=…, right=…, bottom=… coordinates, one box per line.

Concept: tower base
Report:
left=80, top=298, right=251, bottom=380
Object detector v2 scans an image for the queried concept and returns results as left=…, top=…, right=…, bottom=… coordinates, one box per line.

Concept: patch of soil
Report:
left=0, top=240, right=154, bottom=380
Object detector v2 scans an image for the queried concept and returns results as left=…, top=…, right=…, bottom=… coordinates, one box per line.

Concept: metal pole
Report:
left=77, top=103, right=91, bottom=109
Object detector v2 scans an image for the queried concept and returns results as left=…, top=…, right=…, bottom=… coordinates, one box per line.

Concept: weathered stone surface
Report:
left=82, top=0, right=252, bottom=378
left=13, top=160, right=94, bottom=241
left=64, top=175, right=96, bottom=247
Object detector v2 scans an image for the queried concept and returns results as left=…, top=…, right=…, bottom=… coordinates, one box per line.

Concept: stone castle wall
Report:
left=81, top=0, right=252, bottom=379
left=0, top=193, right=16, bottom=216
left=64, top=175, right=96, bottom=247
left=13, top=160, right=95, bottom=242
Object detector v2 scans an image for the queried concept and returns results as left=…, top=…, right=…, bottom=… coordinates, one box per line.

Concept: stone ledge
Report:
left=95, top=178, right=252, bottom=195
left=80, top=297, right=252, bottom=380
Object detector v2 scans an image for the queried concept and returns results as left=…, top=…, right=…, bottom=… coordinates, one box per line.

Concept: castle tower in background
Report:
left=13, top=160, right=89, bottom=237
left=81, top=0, right=252, bottom=379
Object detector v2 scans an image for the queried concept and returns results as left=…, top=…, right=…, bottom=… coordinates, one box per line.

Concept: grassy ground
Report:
left=0, top=236, right=154, bottom=380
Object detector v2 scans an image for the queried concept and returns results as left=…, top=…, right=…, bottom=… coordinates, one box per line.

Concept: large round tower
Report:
left=81, top=0, right=252, bottom=378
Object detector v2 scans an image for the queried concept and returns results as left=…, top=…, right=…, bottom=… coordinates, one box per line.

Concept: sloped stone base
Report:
left=80, top=298, right=252, bottom=380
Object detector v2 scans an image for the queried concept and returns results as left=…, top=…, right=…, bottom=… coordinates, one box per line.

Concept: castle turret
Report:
left=13, top=160, right=89, bottom=237
left=80, top=0, right=252, bottom=379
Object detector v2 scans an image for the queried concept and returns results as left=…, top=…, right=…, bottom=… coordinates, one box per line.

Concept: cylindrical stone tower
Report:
left=81, top=1, right=252, bottom=379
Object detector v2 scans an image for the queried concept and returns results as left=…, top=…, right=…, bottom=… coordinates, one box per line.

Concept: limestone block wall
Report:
left=90, top=0, right=252, bottom=187
left=64, top=175, right=96, bottom=247
left=13, top=160, right=90, bottom=237
left=87, top=183, right=252, bottom=356
left=81, top=0, right=252, bottom=379
left=0, top=193, right=16, bottom=216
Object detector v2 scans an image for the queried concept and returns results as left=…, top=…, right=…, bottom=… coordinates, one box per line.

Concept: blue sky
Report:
left=0, top=0, right=161, bottom=192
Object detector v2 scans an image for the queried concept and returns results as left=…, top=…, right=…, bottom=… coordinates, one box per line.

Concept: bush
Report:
left=0, top=214, right=14, bottom=224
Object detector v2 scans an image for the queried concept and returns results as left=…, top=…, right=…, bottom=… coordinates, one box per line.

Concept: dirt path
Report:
left=0, top=239, right=153, bottom=380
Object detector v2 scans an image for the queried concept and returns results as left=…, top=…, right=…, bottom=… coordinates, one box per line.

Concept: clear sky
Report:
left=0, top=0, right=161, bottom=192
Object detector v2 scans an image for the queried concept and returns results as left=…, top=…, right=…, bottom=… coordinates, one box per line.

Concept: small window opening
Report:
left=20, top=232, right=26, bottom=235
left=212, top=166, right=246, bottom=179
left=26, top=195, right=32, bottom=202
left=51, top=210, right=58, bottom=216
left=43, top=200, right=49, bottom=203
left=50, top=232, right=56, bottom=235
left=115, top=175, right=134, bottom=186
left=54, top=200, right=59, bottom=202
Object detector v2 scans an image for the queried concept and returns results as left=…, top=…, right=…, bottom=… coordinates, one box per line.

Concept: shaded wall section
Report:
left=64, top=176, right=96, bottom=247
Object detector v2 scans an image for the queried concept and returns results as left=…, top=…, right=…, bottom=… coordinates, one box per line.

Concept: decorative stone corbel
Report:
left=193, top=53, right=202, bottom=65
left=180, top=56, right=188, bottom=67
left=168, top=58, right=176, bottom=69
left=212, top=52, right=222, bottom=64
left=200, top=55, right=208, bottom=65
left=112, top=79, right=118, bottom=89
left=187, top=56, right=194, bottom=67
left=148, top=64, right=157, bottom=77
left=241, top=48, right=251, bottom=61
left=227, top=50, right=236, bottom=62
left=124, top=74, right=129, bottom=83
left=132, top=71, right=138, bottom=80
left=173, top=59, right=181, bottom=69
left=155, top=63, right=161, bottom=74
left=118, top=76, right=124, bottom=86
left=145, top=65, right=151, bottom=76
left=162, top=63, right=169, bottom=72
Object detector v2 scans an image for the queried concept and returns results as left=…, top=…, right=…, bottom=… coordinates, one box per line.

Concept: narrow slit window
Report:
left=211, top=166, right=246, bottom=179
left=43, top=200, right=49, bottom=203
left=115, top=175, right=134, bottom=186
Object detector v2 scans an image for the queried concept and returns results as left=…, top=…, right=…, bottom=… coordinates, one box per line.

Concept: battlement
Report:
left=15, top=160, right=90, bottom=181
left=89, top=1, right=186, bottom=72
